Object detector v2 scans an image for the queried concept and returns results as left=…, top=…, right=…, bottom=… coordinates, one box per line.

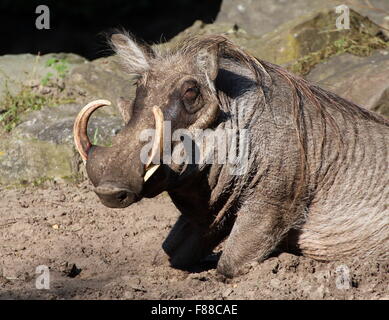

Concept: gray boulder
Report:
left=306, top=50, right=389, bottom=116
left=0, top=103, right=123, bottom=185
left=217, top=0, right=389, bottom=37
left=0, top=53, right=86, bottom=100
left=170, top=9, right=385, bottom=72
left=68, top=55, right=136, bottom=115
left=0, top=52, right=133, bottom=185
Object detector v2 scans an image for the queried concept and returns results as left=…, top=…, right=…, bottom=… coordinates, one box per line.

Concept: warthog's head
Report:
left=74, top=33, right=223, bottom=208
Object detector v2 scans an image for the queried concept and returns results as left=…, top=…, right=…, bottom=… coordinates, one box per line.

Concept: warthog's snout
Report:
left=73, top=100, right=164, bottom=209
left=94, top=183, right=137, bottom=208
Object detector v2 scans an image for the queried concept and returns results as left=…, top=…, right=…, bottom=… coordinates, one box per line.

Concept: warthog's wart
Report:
left=74, top=33, right=389, bottom=277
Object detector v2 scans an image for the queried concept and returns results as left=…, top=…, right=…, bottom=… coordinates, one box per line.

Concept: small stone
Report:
left=270, top=278, right=281, bottom=288
left=124, top=291, right=134, bottom=299
left=222, top=288, right=233, bottom=298
left=311, top=285, right=326, bottom=299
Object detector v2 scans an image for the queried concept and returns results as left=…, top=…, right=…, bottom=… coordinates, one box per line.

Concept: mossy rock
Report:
left=217, top=0, right=389, bottom=38
left=254, top=8, right=385, bottom=68
left=0, top=53, right=130, bottom=186
left=166, top=9, right=387, bottom=76
left=286, top=9, right=388, bottom=75
left=68, top=55, right=136, bottom=116
left=0, top=103, right=123, bottom=186
left=0, top=53, right=86, bottom=100
left=0, top=135, right=74, bottom=185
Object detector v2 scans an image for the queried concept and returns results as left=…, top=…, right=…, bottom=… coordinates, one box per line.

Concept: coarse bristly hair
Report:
left=110, top=31, right=389, bottom=127
left=109, top=31, right=153, bottom=74
left=110, top=32, right=389, bottom=211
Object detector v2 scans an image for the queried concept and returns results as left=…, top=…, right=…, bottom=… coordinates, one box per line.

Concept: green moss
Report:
left=287, top=9, right=388, bottom=75
left=0, top=85, right=46, bottom=131
left=41, top=57, right=69, bottom=86
left=31, top=176, right=54, bottom=187
left=0, top=84, right=74, bottom=132
left=61, top=173, right=84, bottom=184
left=0, top=54, right=74, bottom=132
left=289, top=34, right=388, bottom=75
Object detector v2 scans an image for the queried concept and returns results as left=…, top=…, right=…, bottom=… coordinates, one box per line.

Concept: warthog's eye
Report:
left=181, top=80, right=203, bottom=114
left=184, top=86, right=199, bottom=101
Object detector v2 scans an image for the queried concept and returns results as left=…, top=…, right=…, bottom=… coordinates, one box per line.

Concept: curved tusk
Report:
left=144, top=106, right=164, bottom=181
left=144, top=164, right=160, bottom=182
left=73, top=99, right=111, bottom=161
left=145, top=106, right=164, bottom=169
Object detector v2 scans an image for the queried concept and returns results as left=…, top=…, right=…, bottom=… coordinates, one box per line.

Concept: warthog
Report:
left=74, top=33, right=389, bottom=277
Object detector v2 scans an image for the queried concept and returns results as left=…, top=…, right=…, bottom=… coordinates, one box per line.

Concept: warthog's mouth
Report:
left=94, top=182, right=138, bottom=208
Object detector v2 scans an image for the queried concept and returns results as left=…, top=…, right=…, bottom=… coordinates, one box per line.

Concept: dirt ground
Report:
left=0, top=180, right=387, bottom=300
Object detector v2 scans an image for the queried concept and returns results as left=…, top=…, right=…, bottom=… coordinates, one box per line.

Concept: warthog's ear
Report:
left=196, top=44, right=219, bottom=82
left=110, top=33, right=153, bottom=74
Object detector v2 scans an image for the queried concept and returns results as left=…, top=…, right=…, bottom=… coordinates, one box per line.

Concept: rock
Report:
left=309, top=285, right=326, bottom=299
left=222, top=288, right=233, bottom=298
left=0, top=53, right=136, bottom=118
left=156, top=20, right=259, bottom=57
left=217, top=0, right=389, bottom=37
left=0, top=53, right=86, bottom=99
left=270, top=278, right=281, bottom=289
left=0, top=51, right=134, bottom=185
left=306, top=50, right=389, bottom=116
left=0, top=103, right=122, bottom=185
left=169, top=9, right=385, bottom=70
left=16, top=103, right=122, bottom=146
left=68, top=56, right=137, bottom=114
left=217, top=0, right=326, bottom=37
left=0, top=134, right=74, bottom=185
left=255, top=8, right=383, bottom=68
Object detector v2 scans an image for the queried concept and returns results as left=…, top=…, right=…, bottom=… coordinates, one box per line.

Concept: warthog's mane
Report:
left=111, top=31, right=388, bottom=129
left=168, top=34, right=388, bottom=125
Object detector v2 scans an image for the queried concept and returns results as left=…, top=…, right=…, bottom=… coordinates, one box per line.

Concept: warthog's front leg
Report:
left=217, top=199, right=299, bottom=277
left=162, top=215, right=227, bottom=268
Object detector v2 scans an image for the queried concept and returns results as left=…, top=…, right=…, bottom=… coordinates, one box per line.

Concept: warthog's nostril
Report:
left=116, top=191, right=129, bottom=202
